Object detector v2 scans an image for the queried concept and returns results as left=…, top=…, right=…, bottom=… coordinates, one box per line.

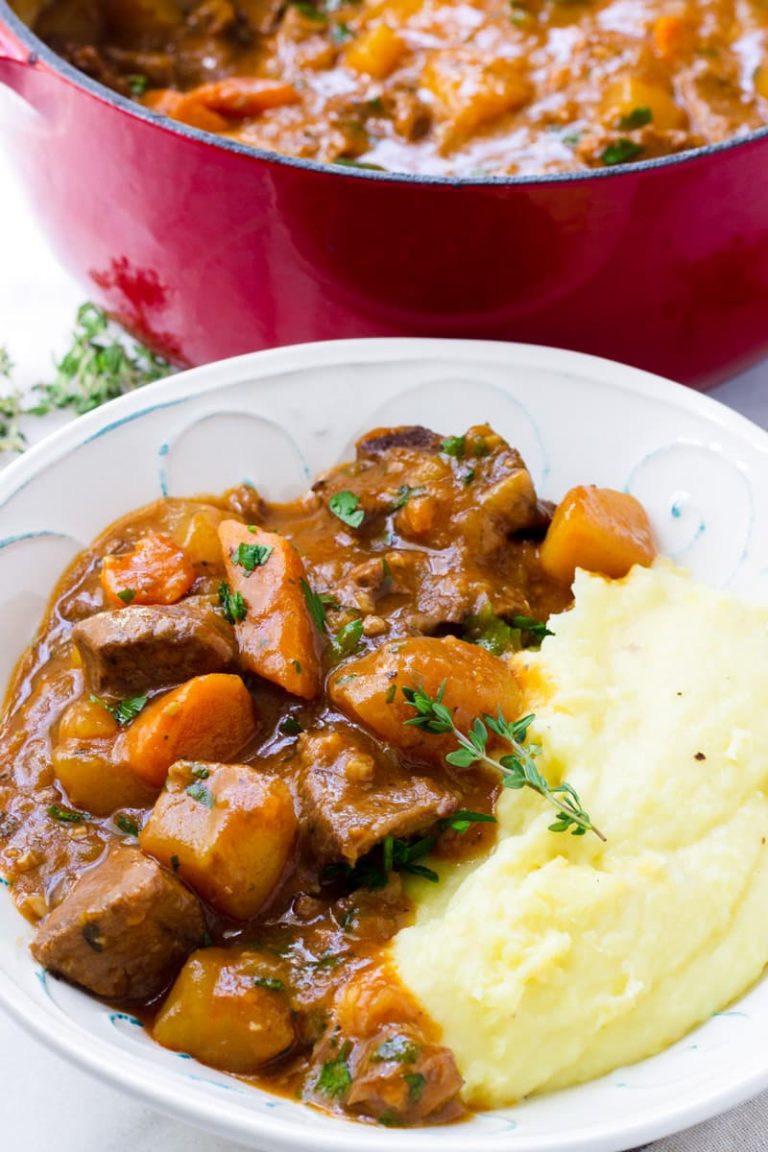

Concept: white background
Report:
left=0, top=145, right=767, bottom=1150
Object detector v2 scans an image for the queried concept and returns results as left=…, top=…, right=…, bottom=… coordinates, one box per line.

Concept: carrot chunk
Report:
left=540, top=485, right=656, bottom=585
left=218, top=521, right=322, bottom=700
left=185, top=78, right=301, bottom=118
left=100, top=532, right=195, bottom=607
left=123, top=673, right=256, bottom=788
left=345, top=25, right=407, bottom=80
left=143, top=89, right=230, bottom=133
left=652, top=15, right=694, bottom=60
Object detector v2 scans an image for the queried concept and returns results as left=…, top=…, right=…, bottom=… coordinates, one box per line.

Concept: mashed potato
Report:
left=392, top=563, right=768, bottom=1108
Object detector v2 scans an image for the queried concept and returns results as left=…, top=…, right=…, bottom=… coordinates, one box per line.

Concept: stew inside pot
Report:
left=17, top=0, right=768, bottom=176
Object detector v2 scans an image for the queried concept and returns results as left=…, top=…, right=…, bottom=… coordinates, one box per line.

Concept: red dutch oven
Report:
left=1, top=1, right=768, bottom=386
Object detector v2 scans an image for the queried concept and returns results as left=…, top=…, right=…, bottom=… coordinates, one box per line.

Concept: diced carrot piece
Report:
left=140, top=760, right=297, bottom=919
left=218, top=521, right=322, bottom=700
left=345, top=25, right=407, bottom=80
left=100, top=532, right=195, bottom=607
left=123, top=673, right=256, bottom=788
left=143, top=89, right=230, bottom=133
left=329, top=635, right=521, bottom=764
left=185, top=78, right=301, bottom=119
left=652, top=15, right=694, bottom=59
left=540, top=485, right=656, bottom=585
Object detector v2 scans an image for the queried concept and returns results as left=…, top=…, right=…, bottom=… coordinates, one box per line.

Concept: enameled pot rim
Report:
left=2, top=0, right=768, bottom=189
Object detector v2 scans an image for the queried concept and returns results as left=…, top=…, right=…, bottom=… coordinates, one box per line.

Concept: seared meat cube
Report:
left=297, top=729, right=456, bottom=864
left=308, top=1020, right=463, bottom=1125
left=72, top=597, right=236, bottom=696
left=347, top=1025, right=464, bottom=1124
left=356, top=425, right=443, bottom=458
left=31, top=844, right=206, bottom=1000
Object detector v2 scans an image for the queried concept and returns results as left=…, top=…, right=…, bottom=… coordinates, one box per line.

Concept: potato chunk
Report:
left=53, top=699, right=157, bottom=815
left=540, top=485, right=656, bottom=585
left=154, top=947, right=295, bottom=1074
left=422, top=50, right=532, bottom=149
left=345, top=25, right=407, bottom=79
left=140, top=760, right=297, bottom=919
left=602, top=75, right=687, bottom=131
left=329, top=635, right=521, bottom=763
left=123, top=673, right=256, bottom=788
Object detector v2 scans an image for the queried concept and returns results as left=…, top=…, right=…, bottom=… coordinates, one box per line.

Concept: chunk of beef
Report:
left=72, top=597, right=236, bottom=696
left=31, top=844, right=206, bottom=1000
left=356, top=426, right=443, bottom=459
left=347, top=1026, right=465, bottom=1124
left=308, top=1022, right=464, bottom=1125
left=297, top=729, right=456, bottom=864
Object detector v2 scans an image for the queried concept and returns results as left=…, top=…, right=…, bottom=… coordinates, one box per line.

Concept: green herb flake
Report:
left=385, top=684, right=397, bottom=704
left=372, top=1035, right=420, bottom=1064
left=440, top=434, right=466, bottom=458
left=190, top=764, right=211, bottom=779
left=170, top=854, right=180, bottom=872
left=440, top=809, right=497, bottom=834
left=316, top=1044, right=353, bottom=1098
left=328, top=489, right=365, bottom=529
left=331, top=20, right=353, bottom=41
left=114, top=813, right=139, bottom=837
left=509, top=614, right=553, bottom=644
left=404, top=1071, right=426, bottom=1103
left=186, top=781, right=215, bottom=808
left=281, top=716, right=303, bottom=736
left=48, top=804, right=88, bottom=824
left=90, top=693, right=148, bottom=726
left=253, top=976, right=285, bottom=992
left=126, top=73, right=148, bottom=96
left=116, top=587, right=136, bottom=604
left=218, top=581, right=247, bottom=624
left=618, top=105, right=652, bottom=131
left=292, top=659, right=303, bottom=675
left=601, top=138, right=643, bottom=167
left=301, top=578, right=327, bottom=632
left=461, top=468, right=476, bottom=486
left=388, top=485, right=424, bottom=512
left=332, top=617, right=364, bottom=658
left=231, top=541, right=273, bottom=572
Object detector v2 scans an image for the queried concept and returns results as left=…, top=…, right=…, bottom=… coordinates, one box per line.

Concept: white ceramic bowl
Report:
left=2, top=339, right=768, bottom=1152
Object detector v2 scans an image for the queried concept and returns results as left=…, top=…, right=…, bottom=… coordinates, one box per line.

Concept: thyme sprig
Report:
left=401, top=683, right=605, bottom=841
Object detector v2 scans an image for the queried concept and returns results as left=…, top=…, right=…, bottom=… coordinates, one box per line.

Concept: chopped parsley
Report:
left=301, top=578, right=327, bottom=632
left=90, top=693, right=148, bottom=726
left=253, top=976, right=285, bottom=992
left=462, top=607, right=552, bottom=654
left=126, top=73, right=148, bottom=96
left=509, top=613, right=553, bottom=644
left=186, top=781, right=215, bottom=808
left=618, top=106, right=652, bottom=131
left=116, top=587, right=136, bottom=604
left=330, top=20, right=352, bottom=41
left=114, top=813, right=139, bottom=838
left=170, top=854, right=180, bottom=872
left=332, top=617, right=364, bottom=658
left=48, top=804, right=88, bottom=824
left=404, top=1072, right=426, bottom=1103
left=388, top=485, right=424, bottom=512
left=440, top=435, right=466, bottom=458
left=439, top=810, right=497, bottom=834
left=231, top=541, right=273, bottom=572
left=328, top=489, right=365, bottom=529
left=384, top=684, right=397, bottom=704
left=372, top=1035, right=420, bottom=1064
left=316, top=1042, right=353, bottom=1098
left=601, top=138, right=643, bottom=166
left=218, top=581, right=246, bottom=623
left=280, top=716, right=303, bottom=736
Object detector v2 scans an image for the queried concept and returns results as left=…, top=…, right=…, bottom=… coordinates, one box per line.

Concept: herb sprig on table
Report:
left=0, top=303, right=174, bottom=454
left=402, top=683, right=605, bottom=841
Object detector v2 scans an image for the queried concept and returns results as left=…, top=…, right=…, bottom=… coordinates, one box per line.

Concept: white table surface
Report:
left=0, top=142, right=767, bottom=1152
